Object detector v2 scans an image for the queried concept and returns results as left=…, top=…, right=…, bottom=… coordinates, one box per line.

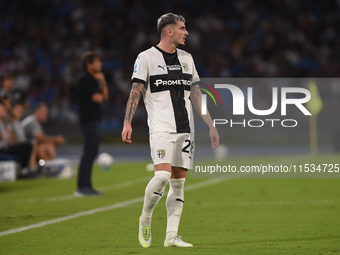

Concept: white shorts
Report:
left=149, top=132, right=195, bottom=170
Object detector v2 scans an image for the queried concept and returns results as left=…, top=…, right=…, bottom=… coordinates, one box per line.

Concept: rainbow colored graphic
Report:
left=198, top=83, right=223, bottom=106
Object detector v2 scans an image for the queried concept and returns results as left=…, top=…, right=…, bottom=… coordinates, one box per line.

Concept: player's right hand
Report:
left=121, top=123, right=132, bottom=143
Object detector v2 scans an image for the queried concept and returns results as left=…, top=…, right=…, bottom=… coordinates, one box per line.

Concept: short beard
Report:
left=177, top=42, right=185, bottom=47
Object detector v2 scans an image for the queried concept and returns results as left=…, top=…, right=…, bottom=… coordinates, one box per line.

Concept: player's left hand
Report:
left=209, top=127, right=219, bottom=150
left=121, top=123, right=132, bottom=143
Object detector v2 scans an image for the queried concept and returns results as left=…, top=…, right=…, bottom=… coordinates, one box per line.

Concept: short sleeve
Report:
left=28, top=120, right=43, bottom=136
left=131, top=52, right=148, bottom=84
left=11, top=121, right=26, bottom=142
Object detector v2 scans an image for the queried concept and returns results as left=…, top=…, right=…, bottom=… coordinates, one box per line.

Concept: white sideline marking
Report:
left=17, top=176, right=151, bottom=203
left=99, top=176, right=151, bottom=191
left=0, top=177, right=232, bottom=237
left=0, top=197, right=143, bottom=237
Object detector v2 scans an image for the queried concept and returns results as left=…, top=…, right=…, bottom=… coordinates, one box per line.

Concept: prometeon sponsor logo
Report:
left=154, top=79, right=191, bottom=86
left=199, top=84, right=312, bottom=128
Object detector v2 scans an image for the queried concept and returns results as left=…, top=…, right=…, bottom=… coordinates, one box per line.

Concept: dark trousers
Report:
left=0, top=142, right=33, bottom=168
left=77, top=120, right=100, bottom=189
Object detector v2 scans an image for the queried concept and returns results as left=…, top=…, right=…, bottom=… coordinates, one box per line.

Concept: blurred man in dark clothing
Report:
left=74, top=51, right=108, bottom=197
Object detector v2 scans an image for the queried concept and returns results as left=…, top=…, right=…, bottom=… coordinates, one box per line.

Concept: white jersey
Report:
left=131, top=46, right=199, bottom=134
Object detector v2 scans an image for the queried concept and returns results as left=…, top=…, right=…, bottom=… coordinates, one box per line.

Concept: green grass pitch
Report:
left=0, top=154, right=339, bottom=254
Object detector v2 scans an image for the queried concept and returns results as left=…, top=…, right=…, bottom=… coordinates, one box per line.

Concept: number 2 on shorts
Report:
left=182, top=139, right=194, bottom=154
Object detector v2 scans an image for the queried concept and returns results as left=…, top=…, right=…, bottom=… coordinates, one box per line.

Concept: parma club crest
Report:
left=157, top=149, right=165, bottom=159
left=182, top=62, right=188, bottom=72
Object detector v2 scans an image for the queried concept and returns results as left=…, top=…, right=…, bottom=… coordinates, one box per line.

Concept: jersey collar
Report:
left=154, top=46, right=177, bottom=57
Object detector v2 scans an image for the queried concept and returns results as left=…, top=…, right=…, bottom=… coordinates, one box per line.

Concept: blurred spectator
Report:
left=0, top=99, right=34, bottom=175
left=0, top=74, right=14, bottom=96
left=21, top=103, right=66, bottom=160
left=8, top=103, right=26, bottom=143
left=1, top=74, right=27, bottom=110
left=8, top=102, right=39, bottom=172
left=14, top=68, right=31, bottom=91
left=0, top=75, right=15, bottom=111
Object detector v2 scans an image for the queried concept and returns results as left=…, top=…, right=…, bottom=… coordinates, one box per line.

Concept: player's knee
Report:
left=154, top=170, right=171, bottom=185
left=170, top=178, right=185, bottom=189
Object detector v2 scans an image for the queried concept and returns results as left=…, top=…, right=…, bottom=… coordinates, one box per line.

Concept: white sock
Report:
left=166, top=178, right=185, bottom=240
left=141, top=171, right=171, bottom=226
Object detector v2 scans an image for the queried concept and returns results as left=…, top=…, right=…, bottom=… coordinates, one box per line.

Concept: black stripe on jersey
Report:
left=154, top=46, right=191, bottom=133
left=170, top=88, right=190, bottom=133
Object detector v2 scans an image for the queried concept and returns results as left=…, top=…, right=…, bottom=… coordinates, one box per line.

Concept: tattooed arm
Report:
left=121, top=82, right=144, bottom=143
